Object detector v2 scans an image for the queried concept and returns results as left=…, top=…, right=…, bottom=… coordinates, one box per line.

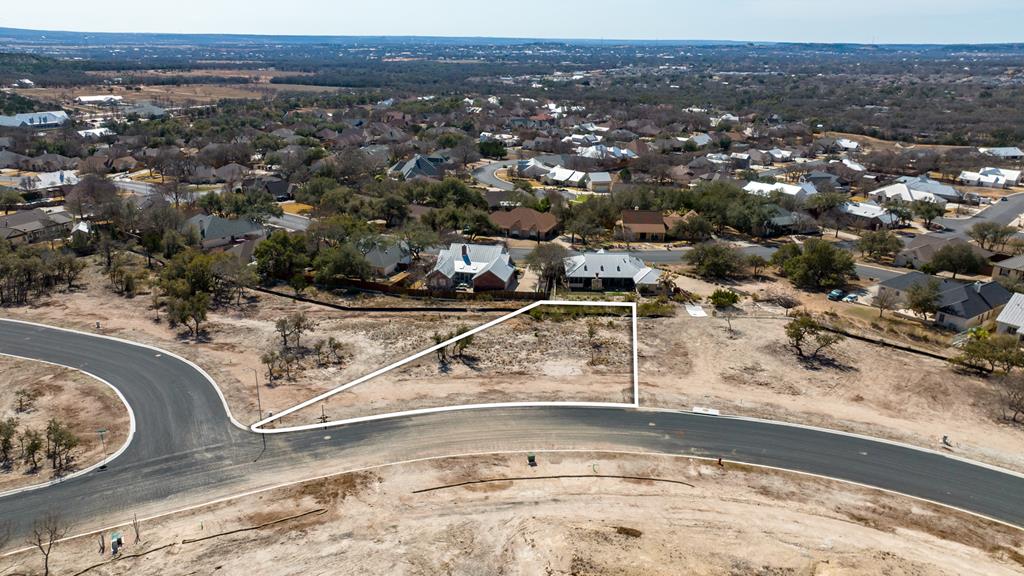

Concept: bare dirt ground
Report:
left=4, top=256, right=1023, bottom=472
left=0, top=356, right=129, bottom=493
left=3, top=452, right=1020, bottom=575
left=13, top=82, right=341, bottom=106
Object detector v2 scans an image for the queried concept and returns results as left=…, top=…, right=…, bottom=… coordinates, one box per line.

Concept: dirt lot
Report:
left=14, top=82, right=341, bottom=106
left=4, top=256, right=1024, bottom=472
left=3, top=452, right=1020, bottom=575
left=0, top=356, right=130, bottom=494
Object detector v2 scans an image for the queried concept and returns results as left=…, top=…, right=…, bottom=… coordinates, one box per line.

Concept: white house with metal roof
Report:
left=563, top=250, right=661, bottom=293
left=427, top=243, right=517, bottom=291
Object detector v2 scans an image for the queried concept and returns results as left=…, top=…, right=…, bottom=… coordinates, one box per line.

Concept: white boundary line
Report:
left=0, top=352, right=137, bottom=500
left=252, top=300, right=640, bottom=432
left=2, top=447, right=1020, bottom=558
left=5, top=315, right=1024, bottom=481
left=0, top=317, right=249, bottom=431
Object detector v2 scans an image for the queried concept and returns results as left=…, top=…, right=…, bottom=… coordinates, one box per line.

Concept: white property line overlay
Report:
left=0, top=352, right=137, bottom=500
left=253, top=300, right=640, bottom=433
left=4, top=316, right=1024, bottom=485
left=2, top=447, right=1021, bottom=558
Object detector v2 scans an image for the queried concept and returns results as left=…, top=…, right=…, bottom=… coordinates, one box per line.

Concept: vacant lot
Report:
left=0, top=356, right=130, bottom=494
left=14, top=82, right=341, bottom=106
left=6, top=452, right=1020, bottom=575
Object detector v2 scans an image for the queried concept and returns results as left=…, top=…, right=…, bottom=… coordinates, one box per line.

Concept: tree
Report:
left=478, top=140, right=507, bottom=159
left=687, top=242, right=744, bottom=279
left=166, top=291, right=210, bottom=338
left=29, top=511, right=69, bottom=576
left=999, top=373, right=1024, bottom=423
left=969, top=222, right=1015, bottom=251
left=399, top=221, right=440, bottom=261
left=856, top=230, right=902, bottom=261
left=785, top=313, right=844, bottom=359
left=254, top=230, right=309, bottom=283
left=65, top=175, right=120, bottom=221
left=780, top=239, right=856, bottom=290
left=770, top=243, right=804, bottom=272
left=670, top=214, right=713, bottom=242
left=20, top=428, right=43, bottom=470
left=275, top=312, right=316, bottom=350
left=912, top=200, right=945, bottom=227
left=525, top=243, right=569, bottom=294
left=872, top=289, right=901, bottom=318
left=0, top=417, right=17, bottom=466
left=314, top=243, right=371, bottom=283
left=44, top=418, right=79, bottom=473
left=952, top=331, right=1023, bottom=374
left=928, top=242, right=986, bottom=279
left=709, top=289, right=740, bottom=308
left=0, top=189, right=24, bottom=213
left=746, top=254, right=768, bottom=277
left=906, top=278, right=941, bottom=319
left=806, top=191, right=848, bottom=237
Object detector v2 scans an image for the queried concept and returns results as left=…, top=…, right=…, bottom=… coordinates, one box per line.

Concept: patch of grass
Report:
left=528, top=305, right=630, bottom=322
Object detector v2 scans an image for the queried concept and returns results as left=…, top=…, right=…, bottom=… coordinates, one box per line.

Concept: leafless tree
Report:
left=1000, top=373, right=1024, bottom=424
left=872, top=289, right=900, bottom=318
left=28, top=511, right=69, bottom=576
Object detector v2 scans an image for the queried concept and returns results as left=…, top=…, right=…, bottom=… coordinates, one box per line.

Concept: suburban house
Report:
left=0, top=111, right=70, bottom=129
left=996, top=293, right=1024, bottom=337
left=388, top=154, right=447, bottom=181
left=427, top=243, right=517, bottom=291
left=743, top=180, right=818, bottom=202
left=543, top=165, right=587, bottom=187
left=877, top=271, right=1012, bottom=331
left=563, top=251, right=661, bottom=292
left=184, top=214, right=266, bottom=250
left=992, top=255, right=1024, bottom=283
left=958, top=167, right=1022, bottom=189
left=894, top=175, right=962, bottom=203
left=979, top=147, right=1024, bottom=161
left=894, top=236, right=992, bottom=270
left=365, top=241, right=412, bottom=277
left=489, top=207, right=559, bottom=241
left=868, top=182, right=948, bottom=208
left=0, top=209, right=74, bottom=244
left=585, top=172, right=613, bottom=193
left=620, top=210, right=668, bottom=242
left=837, top=201, right=897, bottom=230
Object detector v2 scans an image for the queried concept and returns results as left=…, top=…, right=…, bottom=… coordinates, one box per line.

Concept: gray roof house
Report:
left=427, top=243, right=517, bottom=291
left=388, top=154, right=445, bottom=181
left=895, top=175, right=962, bottom=202
left=877, top=271, right=1012, bottom=330
left=564, top=251, right=661, bottom=293
left=365, top=241, right=412, bottom=277
left=996, top=293, right=1024, bottom=337
left=0, top=209, right=74, bottom=244
left=0, top=111, right=69, bottom=128
left=185, top=214, right=266, bottom=250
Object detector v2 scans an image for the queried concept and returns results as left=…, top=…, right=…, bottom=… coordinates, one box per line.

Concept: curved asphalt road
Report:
left=1, top=319, right=1024, bottom=541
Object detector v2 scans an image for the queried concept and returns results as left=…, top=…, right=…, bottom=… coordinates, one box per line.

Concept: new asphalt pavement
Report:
left=1, top=319, right=1023, bottom=541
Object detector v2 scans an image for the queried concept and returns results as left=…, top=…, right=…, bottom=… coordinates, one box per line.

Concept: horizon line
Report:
left=2, top=26, right=1023, bottom=48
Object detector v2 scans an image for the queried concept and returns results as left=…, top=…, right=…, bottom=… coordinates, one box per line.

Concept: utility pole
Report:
left=253, top=368, right=266, bottom=461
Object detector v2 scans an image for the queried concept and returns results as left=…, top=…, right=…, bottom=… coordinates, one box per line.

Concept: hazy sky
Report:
left=5, top=0, right=1023, bottom=44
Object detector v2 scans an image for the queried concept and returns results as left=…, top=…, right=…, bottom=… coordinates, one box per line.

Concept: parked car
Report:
left=842, top=294, right=858, bottom=303
left=827, top=289, right=845, bottom=301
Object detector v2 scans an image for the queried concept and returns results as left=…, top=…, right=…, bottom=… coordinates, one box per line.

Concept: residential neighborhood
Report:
left=0, top=11, right=1024, bottom=576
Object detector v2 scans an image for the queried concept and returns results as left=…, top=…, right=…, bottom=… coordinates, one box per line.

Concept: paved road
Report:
left=471, top=155, right=564, bottom=191
left=1, top=320, right=1023, bottom=541
left=938, top=192, right=1024, bottom=239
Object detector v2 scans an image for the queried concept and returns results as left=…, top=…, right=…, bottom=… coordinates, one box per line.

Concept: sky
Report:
left=4, top=0, right=1024, bottom=44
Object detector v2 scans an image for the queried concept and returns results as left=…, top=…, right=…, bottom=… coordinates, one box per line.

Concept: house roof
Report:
left=997, top=293, right=1024, bottom=329
left=564, top=251, right=661, bottom=284
left=998, top=254, right=1024, bottom=272
left=0, top=208, right=72, bottom=233
left=489, top=207, right=558, bottom=235
left=431, top=243, right=515, bottom=283
left=895, top=176, right=961, bottom=201
left=185, top=214, right=264, bottom=242
left=365, top=241, right=411, bottom=270
left=870, top=183, right=946, bottom=205
left=880, top=271, right=1011, bottom=320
